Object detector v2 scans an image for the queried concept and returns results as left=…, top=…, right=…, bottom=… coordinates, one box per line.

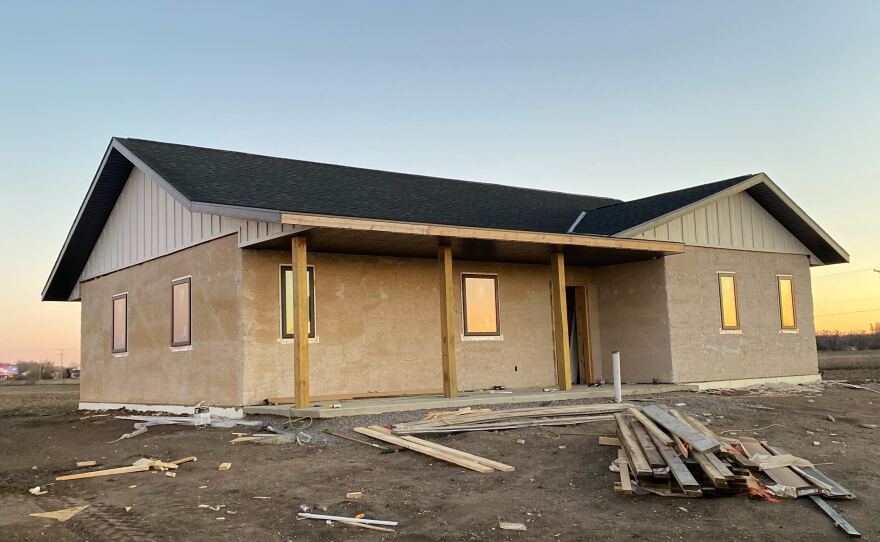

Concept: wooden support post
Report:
left=438, top=245, right=457, bottom=398
left=291, top=236, right=310, bottom=408
left=550, top=252, right=571, bottom=391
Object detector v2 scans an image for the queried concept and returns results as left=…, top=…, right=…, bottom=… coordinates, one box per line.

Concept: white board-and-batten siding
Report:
left=78, top=167, right=296, bottom=285
left=630, top=191, right=820, bottom=264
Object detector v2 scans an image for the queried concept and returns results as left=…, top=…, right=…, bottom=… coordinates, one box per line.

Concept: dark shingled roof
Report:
left=117, top=138, right=620, bottom=234
left=571, top=174, right=756, bottom=236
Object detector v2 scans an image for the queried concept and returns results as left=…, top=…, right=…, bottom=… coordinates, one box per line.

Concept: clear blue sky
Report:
left=1, top=1, right=879, bottom=363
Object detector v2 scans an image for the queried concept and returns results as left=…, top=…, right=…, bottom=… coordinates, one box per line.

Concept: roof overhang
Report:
left=240, top=213, right=685, bottom=266
left=613, top=173, right=849, bottom=265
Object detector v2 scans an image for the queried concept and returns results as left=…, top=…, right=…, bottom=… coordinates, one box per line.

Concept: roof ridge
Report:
left=117, top=137, right=621, bottom=203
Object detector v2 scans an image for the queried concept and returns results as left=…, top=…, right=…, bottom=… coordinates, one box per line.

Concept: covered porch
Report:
left=242, top=213, right=684, bottom=409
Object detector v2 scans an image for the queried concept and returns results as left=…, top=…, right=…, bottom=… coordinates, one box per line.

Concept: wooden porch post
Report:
left=438, top=245, right=458, bottom=398
left=550, top=251, right=572, bottom=391
left=291, top=236, right=310, bottom=408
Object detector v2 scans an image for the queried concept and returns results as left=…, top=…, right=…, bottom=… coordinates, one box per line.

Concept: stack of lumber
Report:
left=608, top=404, right=854, bottom=501
left=354, top=425, right=514, bottom=473
left=391, top=403, right=632, bottom=435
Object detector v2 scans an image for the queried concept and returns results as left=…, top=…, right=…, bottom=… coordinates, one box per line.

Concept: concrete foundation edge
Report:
left=686, top=373, right=822, bottom=390
left=79, top=402, right=244, bottom=419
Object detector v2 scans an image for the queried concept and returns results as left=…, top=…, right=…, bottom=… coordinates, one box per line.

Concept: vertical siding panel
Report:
left=191, top=211, right=203, bottom=244
left=158, top=189, right=167, bottom=253
left=729, top=193, right=743, bottom=247
left=706, top=201, right=719, bottom=244
left=694, top=206, right=708, bottom=244
left=752, top=202, right=765, bottom=249
left=667, top=217, right=683, bottom=242
left=641, top=228, right=655, bottom=240
left=654, top=223, right=669, bottom=240
left=174, top=198, right=182, bottom=247
left=740, top=194, right=754, bottom=249
left=183, top=206, right=193, bottom=245
left=137, top=172, right=145, bottom=261
left=717, top=196, right=732, bottom=245
left=212, top=215, right=221, bottom=235
left=202, top=213, right=212, bottom=239
left=681, top=212, right=696, bottom=244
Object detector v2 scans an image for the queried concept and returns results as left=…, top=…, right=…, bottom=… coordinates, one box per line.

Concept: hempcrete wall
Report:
left=240, top=251, right=558, bottom=404
left=664, top=246, right=818, bottom=383
left=79, top=234, right=244, bottom=406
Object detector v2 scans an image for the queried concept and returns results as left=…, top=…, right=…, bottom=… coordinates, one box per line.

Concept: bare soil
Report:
left=1, top=374, right=878, bottom=541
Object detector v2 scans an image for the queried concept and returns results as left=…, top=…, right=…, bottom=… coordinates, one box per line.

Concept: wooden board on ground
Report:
left=627, top=407, right=674, bottom=446
left=738, top=438, right=814, bottom=494
left=684, top=414, right=734, bottom=453
left=647, top=430, right=701, bottom=493
left=641, top=405, right=720, bottom=453
left=56, top=464, right=151, bottom=481
left=613, top=413, right=652, bottom=477
left=614, top=449, right=633, bottom=495
left=599, top=436, right=620, bottom=447
left=353, top=426, right=495, bottom=473
left=629, top=419, right=666, bottom=470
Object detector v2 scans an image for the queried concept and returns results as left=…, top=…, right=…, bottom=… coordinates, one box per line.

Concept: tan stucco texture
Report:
left=80, top=235, right=244, bottom=406
left=664, top=246, right=818, bottom=383
left=241, top=251, right=558, bottom=403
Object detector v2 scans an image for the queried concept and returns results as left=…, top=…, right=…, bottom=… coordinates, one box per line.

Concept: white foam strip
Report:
left=78, top=402, right=244, bottom=419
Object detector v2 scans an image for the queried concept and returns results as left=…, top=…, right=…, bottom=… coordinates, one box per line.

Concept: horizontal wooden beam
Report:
left=281, top=213, right=684, bottom=254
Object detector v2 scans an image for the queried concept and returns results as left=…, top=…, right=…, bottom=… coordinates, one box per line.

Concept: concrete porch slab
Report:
left=243, top=383, right=697, bottom=418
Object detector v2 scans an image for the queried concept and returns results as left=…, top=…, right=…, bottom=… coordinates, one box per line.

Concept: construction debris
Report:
left=75, top=460, right=97, bottom=467
left=605, top=403, right=859, bottom=536
left=28, top=486, right=48, bottom=496
left=218, top=462, right=232, bottom=471
left=809, top=495, right=862, bottom=538
left=56, top=457, right=195, bottom=481
left=322, top=428, right=399, bottom=453
left=354, top=425, right=514, bottom=473
left=346, top=491, right=363, bottom=499
left=297, top=512, right=398, bottom=527
left=499, top=521, right=527, bottom=531
left=110, top=413, right=262, bottom=442
left=29, top=505, right=89, bottom=522
left=391, top=403, right=632, bottom=435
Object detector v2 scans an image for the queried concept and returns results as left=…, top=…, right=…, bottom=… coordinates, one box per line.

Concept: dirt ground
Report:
left=1, top=372, right=878, bottom=542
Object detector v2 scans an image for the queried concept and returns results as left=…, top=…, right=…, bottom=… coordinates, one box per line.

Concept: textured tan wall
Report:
left=80, top=235, right=244, bottom=406
left=241, top=251, right=557, bottom=403
left=665, top=246, right=818, bottom=382
left=589, top=259, right=675, bottom=383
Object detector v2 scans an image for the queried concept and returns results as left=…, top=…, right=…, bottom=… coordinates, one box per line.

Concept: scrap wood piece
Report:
left=353, top=427, right=494, bottom=473
left=627, top=407, right=674, bottom=446
left=169, top=456, right=197, bottom=465
left=499, top=521, right=527, bottom=531
left=641, top=405, right=720, bottom=453
left=750, top=453, right=814, bottom=471
left=29, top=505, right=89, bottom=522
left=764, top=444, right=853, bottom=499
left=56, top=464, right=151, bottom=481
left=392, top=414, right=615, bottom=434
left=809, top=495, right=861, bottom=538
left=613, top=413, right=652, bottom=478
left=218, top=462, right=232, bottom=471
left=365, top=425, right=513, bottom=472
left=704, top=452, right=735, bottom=480
left=340, top=519, right=396, bottom=533
left=598, top=436, right=620, bottom=447
left=647, top=429, right=701, bottom=493
left=614, top=449, right=633, bottom=495
left=322, top=428, right=397, bottom=453
left=297, top=512, right=398, bottom=527
left=692, top=451, right=727, bottom=487
left=75, top=460, right=97, bottom=467
left=685, top=413, right=734, bottom=453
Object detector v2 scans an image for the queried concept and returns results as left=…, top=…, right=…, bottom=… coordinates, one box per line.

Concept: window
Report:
left=717, top=273, right=740, bottom=330
left=462, top=274, right=500, bottom=336
left=171, top=277, right=192, bottom=347
left=112, top=293, right=127, bottom=353
left=280, top=265, right=316, bottom=339
left=777, top=275, right=797, bottom=329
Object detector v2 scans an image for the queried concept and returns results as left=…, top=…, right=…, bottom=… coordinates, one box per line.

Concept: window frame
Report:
left=717, top=272, right=741, bottom=331
left=111, top=292, right=128, bottom=354
left=776, top=274, right=798, bottom=330
left=170, top=276, right=192, bottom=348
left=461, top=273, right=501, bottom=337
left=280, top=265, right=316, bottom=339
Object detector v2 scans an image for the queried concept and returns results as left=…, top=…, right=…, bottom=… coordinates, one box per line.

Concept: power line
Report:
left=813, top=267, right=879, bottom=280
left=815, top=308, right=880, bottom=317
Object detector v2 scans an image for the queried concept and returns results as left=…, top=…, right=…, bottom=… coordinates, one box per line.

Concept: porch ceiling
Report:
left=243, top=226, right=682, bottom=266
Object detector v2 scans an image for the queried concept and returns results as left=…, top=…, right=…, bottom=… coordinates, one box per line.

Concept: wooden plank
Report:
left=573, top=286, right=592, bottom=384
left=613, top=412, right=652, bottom=477
left=684, top=414, right=733, bottom=453
left=615, top=449, right=633, bottom=495
left=704, top=452, right=735, bottom=480
left=692, top=451, right=727, bottom=487
left=56, top=464, right=150, bottom=481
left=598, top=436, right=620, bottom=447
left=650, top=434, right=701, bottom=491
left=353, top=427, right=494, bottom=473
left=366, top=428, right=514, bottom=472
left=809, top=495, right=861, bottom=538
left=629, top=419, right=666, bottom=469
left=550, top=252, right=571, bottom=391
left=627, top=408, right=674, bottom=446
left=280, top=212, right=686, bottom=254
left=267, top=388, right=443, bottom=404
left=438, top=245, right=457, bottom=398
left=642, top=405, right=720, bottom=453
left=169, top=456, right=197, bottom=465
left=291, top=236, right=310, bottom=409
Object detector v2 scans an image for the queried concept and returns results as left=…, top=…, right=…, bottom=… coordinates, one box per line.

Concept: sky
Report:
left=1, top=1, right=878, bottom=366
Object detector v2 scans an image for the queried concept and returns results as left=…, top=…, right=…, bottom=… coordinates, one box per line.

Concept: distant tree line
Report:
left=817, top=323, right=880, bottom=351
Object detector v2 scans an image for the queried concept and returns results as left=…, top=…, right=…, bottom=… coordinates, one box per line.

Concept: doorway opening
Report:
left=565, top=285, right=593, bottom=384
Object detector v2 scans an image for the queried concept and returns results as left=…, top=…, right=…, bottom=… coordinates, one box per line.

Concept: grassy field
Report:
left=818, top=349, right=880, bottom=369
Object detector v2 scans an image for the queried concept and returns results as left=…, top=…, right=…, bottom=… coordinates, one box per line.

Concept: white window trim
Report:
left=171, top=275, right=193, bottom=349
